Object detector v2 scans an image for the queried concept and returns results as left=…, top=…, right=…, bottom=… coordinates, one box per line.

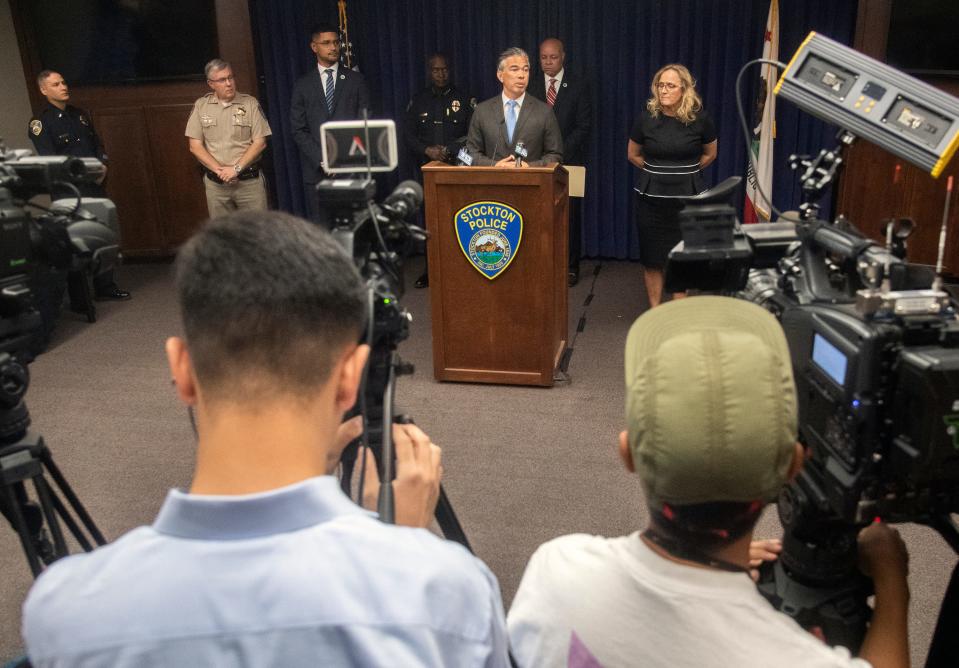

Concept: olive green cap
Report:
left=625, top=296, right=797, bottom=506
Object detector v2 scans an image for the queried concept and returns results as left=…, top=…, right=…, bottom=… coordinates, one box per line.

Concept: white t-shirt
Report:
left=507, top=532, right=872, bottom=668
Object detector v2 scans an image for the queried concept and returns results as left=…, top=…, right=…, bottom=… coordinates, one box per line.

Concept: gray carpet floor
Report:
left=1, top=259, right=956, bottom=666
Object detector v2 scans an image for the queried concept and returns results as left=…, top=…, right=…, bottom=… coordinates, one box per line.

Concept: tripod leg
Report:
left=47, top=492, right=95, bottom=552
left=40, top=446, right=106, bottom=545
left=1, top=482, right=44, bottom=577
left=33, top=476, right=68, bottom=561
left=339, top=440, right=359, bottom=497
left=435, top=484, right=472, bottom=552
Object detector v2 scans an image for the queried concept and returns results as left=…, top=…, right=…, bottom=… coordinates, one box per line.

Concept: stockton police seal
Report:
left=454, top=201, right=523, bottom=280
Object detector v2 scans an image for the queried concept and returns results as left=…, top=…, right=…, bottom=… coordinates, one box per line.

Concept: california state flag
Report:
left=744, top=0, right=779, bottom=223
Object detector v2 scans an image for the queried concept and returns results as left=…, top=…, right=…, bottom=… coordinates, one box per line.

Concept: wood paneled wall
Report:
left=11, top=0, right=258, bottom=257
left=837, top=0, right=959, bottom=275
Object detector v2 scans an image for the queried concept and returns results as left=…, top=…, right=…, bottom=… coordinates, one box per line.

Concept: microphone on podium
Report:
left=513, top=141, right=528, bottom=167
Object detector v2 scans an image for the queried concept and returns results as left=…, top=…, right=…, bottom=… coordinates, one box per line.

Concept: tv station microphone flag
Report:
left=744, top=0, right=779, bottom=223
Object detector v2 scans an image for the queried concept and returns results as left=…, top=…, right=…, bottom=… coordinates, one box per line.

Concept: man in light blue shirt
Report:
left=22, top=210, right=509, bottom=667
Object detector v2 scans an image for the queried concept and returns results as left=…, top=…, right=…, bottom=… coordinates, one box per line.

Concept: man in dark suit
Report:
left=290, top=23, right=371, bottom=221
left=465, top=47, right=562, bottom=168
left=528, top=38, right=592, bottom=286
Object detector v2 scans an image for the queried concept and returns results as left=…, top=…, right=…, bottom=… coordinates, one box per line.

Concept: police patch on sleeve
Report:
left=30, top=120, right=42, bottom=136
left=454, top=201, right=523, bottom=280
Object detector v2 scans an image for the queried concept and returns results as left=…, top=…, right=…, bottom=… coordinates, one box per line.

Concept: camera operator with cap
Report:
left=21, top=210, right=509, bottom=666
left=507, top=296, right=909, bottom=668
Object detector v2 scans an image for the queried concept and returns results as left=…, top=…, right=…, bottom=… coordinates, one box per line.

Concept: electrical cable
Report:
left=734, top=58, right=807, bottom=225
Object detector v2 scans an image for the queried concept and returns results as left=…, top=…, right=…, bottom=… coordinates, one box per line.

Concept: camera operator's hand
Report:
left=361, top=424, right=442, bottom=528
left=748, top=538, right=782, bottom=582
left=326, top=415, right=363, bottom=474
left=857, top=522, right=910, bottom=668
left=858, top=521, right=909, bottom=584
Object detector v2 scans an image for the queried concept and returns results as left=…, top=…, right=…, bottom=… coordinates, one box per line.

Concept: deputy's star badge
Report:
left=451, top=100, right=461, bottom=112
left=30, top=119, right=42, bottom=136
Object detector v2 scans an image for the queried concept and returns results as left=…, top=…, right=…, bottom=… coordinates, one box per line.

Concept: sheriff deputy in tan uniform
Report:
left=186, top=58, right=271, bottom=216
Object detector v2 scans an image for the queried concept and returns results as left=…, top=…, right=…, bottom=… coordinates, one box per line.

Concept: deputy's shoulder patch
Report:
left=79, top=115, right=89, bottom=126
left=454, top=201, right=523, bottom=280
left=29, top=119, right=42, bottom=136
left=469, top=97, right=477, bottom=109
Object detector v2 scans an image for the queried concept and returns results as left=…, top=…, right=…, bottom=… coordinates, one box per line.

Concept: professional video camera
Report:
left=1, top=146, right=120, bottom=334
left=0, top=143, right=111, bottom=576
left=314, top=119, right=470, bottom=548
left=664, top=34, right=959, bottom=650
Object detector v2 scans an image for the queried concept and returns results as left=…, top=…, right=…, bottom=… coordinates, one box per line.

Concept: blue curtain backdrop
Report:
left=250, top=0, right=858, bottom=259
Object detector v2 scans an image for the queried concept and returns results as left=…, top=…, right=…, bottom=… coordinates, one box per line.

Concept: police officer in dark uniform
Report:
left=403, top=54, right=475, bottom=287
left=29, top=70, right=130, bottom=301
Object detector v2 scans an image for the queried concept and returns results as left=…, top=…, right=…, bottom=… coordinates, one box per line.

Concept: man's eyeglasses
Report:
left=210, top=75, right=235, bottom=84
left=655, top=82, right=680, bottom=91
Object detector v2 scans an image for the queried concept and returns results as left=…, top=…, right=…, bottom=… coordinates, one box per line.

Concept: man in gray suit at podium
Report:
left=466, top=47, right=563, bottom=168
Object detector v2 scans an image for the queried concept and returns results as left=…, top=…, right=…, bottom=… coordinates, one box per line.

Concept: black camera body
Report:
left=318, top=177, right=423, bottom=350
left=0, top=145, right=124, bottom=453
left=666, top=183, right=959, bottom=645
left=779, top=300, right=959, bottom=535
left=668, top=180, right=959, bottom=536
left=315, top=176, right=426, bottom=523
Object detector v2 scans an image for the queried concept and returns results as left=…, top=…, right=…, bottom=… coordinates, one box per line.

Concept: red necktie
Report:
left=546, top=78, right=557, bottom=106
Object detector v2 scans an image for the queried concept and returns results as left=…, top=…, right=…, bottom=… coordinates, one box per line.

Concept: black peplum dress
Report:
left=629, top=109, right=717, bottom=268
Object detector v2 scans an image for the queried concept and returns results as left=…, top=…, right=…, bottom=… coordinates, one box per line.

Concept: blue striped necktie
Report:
left=506, top=100, right=517, bottom=144
left=324, top=69, right=334, bottom=113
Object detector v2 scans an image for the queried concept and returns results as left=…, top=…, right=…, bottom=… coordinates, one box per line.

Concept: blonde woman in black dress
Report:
left=627, top=64, right=717, bottom=308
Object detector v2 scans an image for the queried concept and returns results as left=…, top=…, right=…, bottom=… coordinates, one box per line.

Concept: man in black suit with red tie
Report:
left=528, top=38, right=592, bottom=286
left=290, top=23, right=371, bottom=222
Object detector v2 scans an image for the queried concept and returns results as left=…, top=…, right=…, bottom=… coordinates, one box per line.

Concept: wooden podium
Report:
left=422, top=163, right=568, bottom=387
